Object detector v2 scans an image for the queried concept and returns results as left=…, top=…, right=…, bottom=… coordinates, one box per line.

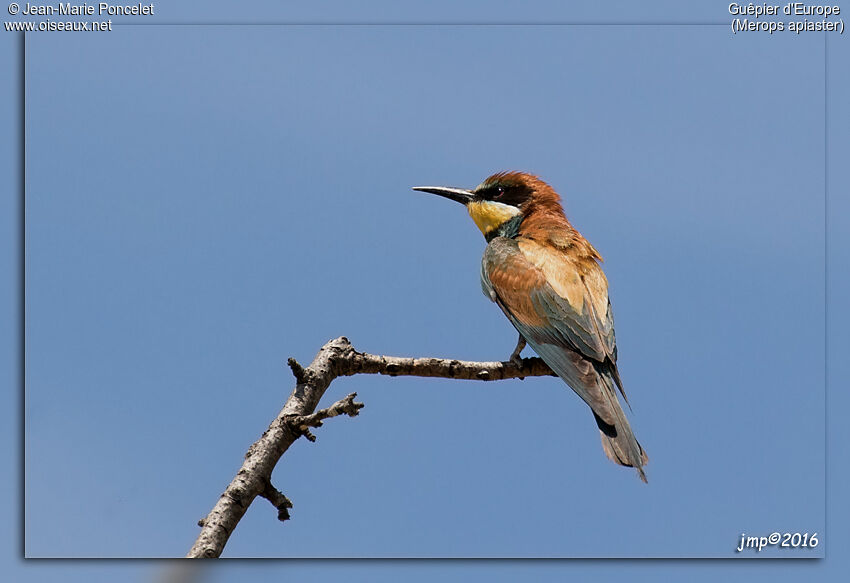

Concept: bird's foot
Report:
left=508, top=334, right=526, bottom=369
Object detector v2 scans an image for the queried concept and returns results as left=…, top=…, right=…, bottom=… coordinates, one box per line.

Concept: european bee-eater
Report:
left=413, top=172, right=648, bottom=482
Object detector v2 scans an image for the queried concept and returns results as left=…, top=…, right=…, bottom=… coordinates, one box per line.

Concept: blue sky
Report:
left=3, top=0, right=849, bottom=581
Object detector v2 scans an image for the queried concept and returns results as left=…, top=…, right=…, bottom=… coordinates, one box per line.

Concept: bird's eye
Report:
left=493, top=186, right=505, bottom=199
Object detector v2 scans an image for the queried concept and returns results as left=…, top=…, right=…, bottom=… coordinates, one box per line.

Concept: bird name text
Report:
left=728, top=3, right=844, bottom=34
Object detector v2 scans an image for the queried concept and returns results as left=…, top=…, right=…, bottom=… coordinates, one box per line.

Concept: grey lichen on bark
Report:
left=186, top=336, right=554, bottom=558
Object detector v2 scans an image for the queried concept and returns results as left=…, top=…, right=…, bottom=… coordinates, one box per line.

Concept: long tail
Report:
left=593, top=373, right=648, bottom=482
left=521, top=339, right=648, bottom=482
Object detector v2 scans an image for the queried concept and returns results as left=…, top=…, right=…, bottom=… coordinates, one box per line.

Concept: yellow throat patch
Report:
left=467, top=200, right=521, bottom=236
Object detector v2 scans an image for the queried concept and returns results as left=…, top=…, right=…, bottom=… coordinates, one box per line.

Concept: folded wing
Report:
left=481, top=236, right=647, bottom=479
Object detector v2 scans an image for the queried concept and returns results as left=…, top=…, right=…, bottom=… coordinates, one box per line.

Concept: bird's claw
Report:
left=509, top=352, right=524, bottom=369
left=508, top=334, right=526, bottom=369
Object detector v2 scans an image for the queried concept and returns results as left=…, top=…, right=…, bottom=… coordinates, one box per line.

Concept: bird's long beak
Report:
left=412, top=186, right=475, bottom=205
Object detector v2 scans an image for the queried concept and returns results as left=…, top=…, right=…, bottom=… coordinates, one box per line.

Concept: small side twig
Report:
left=284, top=392, right=364, bottom=442
left=260, top=480, right=294, bottom=522
left=286, top=357, right=308, bottom=385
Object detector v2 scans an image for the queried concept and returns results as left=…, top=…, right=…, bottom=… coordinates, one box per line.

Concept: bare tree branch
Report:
left=186, top=336, right=555, bottom=558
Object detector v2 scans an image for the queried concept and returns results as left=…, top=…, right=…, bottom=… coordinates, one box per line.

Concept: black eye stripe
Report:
left=475, top=183, right=525, bottom=203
